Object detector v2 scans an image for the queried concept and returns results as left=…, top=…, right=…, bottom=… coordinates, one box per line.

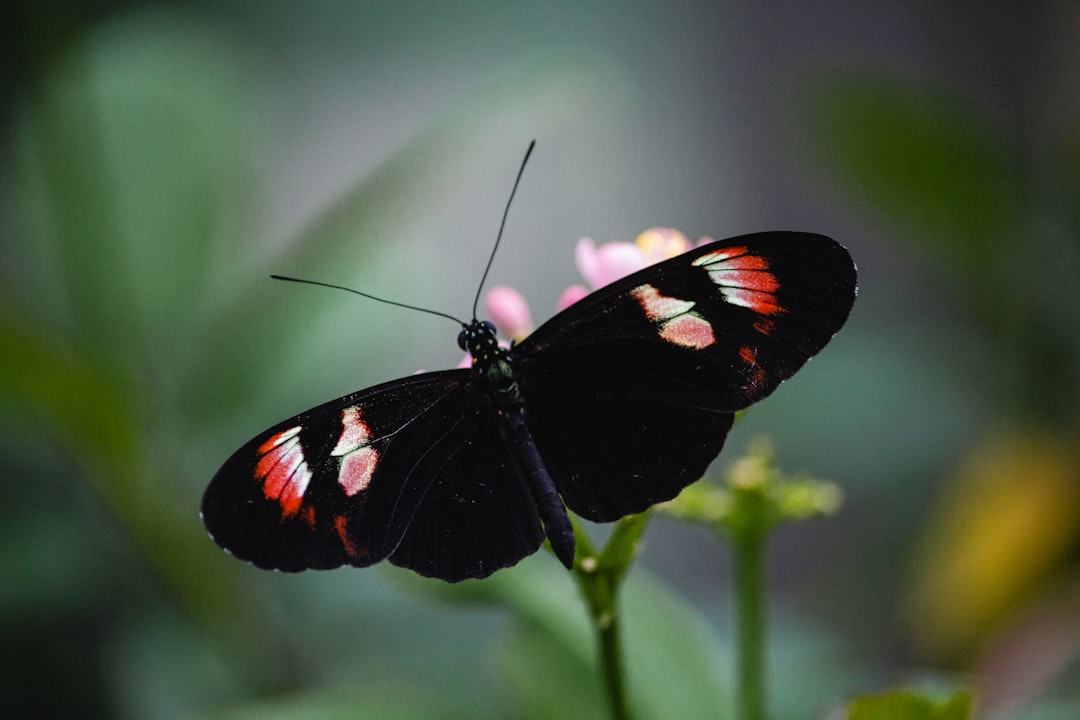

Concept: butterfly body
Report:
left=202, top=232, right=856, bottom=582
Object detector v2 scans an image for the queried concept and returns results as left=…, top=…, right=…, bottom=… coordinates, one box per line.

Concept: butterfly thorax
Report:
left=459, top=320, right=521, bottom=410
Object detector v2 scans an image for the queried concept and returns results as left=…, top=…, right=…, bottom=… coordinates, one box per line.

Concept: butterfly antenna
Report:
left=270, top=275, right=466, bottom=326
left=471, top=139, right=536, bottom=320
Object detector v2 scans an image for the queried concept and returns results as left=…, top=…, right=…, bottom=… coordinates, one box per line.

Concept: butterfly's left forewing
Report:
left=513, top=231, right=856, bottom=521
left=202, top=370, right=544, bottom=579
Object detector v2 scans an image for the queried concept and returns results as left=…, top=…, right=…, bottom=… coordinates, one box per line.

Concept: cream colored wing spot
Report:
left=630, top=284, right=716, bottom=350
left=332, top=406, right=380, bottom=496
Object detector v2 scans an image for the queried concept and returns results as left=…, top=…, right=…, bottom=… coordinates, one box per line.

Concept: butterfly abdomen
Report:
left=466, top=319, right=576, bottom=570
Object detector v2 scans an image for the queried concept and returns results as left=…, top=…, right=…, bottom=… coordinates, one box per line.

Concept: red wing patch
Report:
left=254, top=426, right=312, bottom=517
left=334, top=514, right=366, bottom=561
left=630, top=284, right=716, bottom=350
left=752, top=316, right=776, bottom=336
left=692, top=247, right=783, bottom=315
left=331, top=406, right=380, bottom=496
left=738, top=344, right=768, bottom=391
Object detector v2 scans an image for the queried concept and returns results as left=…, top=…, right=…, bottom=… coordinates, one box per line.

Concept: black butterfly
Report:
left=202, top=154, right=857, bottom=583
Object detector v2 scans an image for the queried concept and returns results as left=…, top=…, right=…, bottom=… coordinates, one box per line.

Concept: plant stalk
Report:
left=733, top=532, right=766, bottom=720
left=599, top=611, right=632, bottom=720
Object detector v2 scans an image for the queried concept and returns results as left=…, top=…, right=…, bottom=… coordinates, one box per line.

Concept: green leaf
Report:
left=596, top=513, right=652, bottom=578
left=803, top=78, right=1080, bottom=420
left=496, top=617, right=604, bottom=720
left=845, top=688, right=974, bottom=720
left=806, top=79, right=1018, bottom=276
left=619, top=575, right=727, bottom=719
left=405, top=555, right=726, bottom=719
left=0, top=304, right=245, bottom=619
left=661, top=439, right=843, bottom=540
left=200, top=692, right=487, bottom=720
left=497, top=564, right=726, bottom=720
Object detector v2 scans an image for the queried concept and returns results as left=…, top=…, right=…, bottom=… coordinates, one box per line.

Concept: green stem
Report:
left=598, top=611, right=632, bottom=720
left=732, top=533, right=766, bottom=720
left=664, top=445, right=841, bottom=720
left=571, top=514, right=650, bottom=720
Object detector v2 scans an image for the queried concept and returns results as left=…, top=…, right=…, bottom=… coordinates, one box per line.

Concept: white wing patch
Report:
left=631, top=284, right=716, bottom=350
left=332, top=406, right=379, bottom=496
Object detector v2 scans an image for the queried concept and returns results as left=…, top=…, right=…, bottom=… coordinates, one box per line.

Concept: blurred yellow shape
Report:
left=906, top=432, right=1080, bottom=660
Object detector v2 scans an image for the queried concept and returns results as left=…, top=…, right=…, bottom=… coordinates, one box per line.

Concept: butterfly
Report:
left=202, top=150, right=857, bottom=583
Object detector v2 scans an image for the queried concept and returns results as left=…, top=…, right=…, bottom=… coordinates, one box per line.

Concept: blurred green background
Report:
left=3, top=2, right=1079, bottom=718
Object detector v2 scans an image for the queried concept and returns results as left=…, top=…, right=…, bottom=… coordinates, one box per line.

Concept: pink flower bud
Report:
left=574, top=237, right=648, bottom=289
left=557, top=284, right=590, bottom=310
left=634, top=227, right=691, bottom=262
left=485, top=285, right=534, bottom=340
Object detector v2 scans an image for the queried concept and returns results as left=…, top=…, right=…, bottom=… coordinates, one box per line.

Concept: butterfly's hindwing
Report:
left=387, top=407, right=546, bottom=581
left=523, top=383, right=736, bottom=521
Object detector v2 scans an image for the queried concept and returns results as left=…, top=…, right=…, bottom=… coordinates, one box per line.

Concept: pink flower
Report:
left=573, top=228, right=693, bottom=291
left=556, top=285, right=589, bottom=311
left=574, top=237, right=647, bottom=289
left=485, top=285, right=533, bottom=341
left=633, top=227, right=694, bottom=262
